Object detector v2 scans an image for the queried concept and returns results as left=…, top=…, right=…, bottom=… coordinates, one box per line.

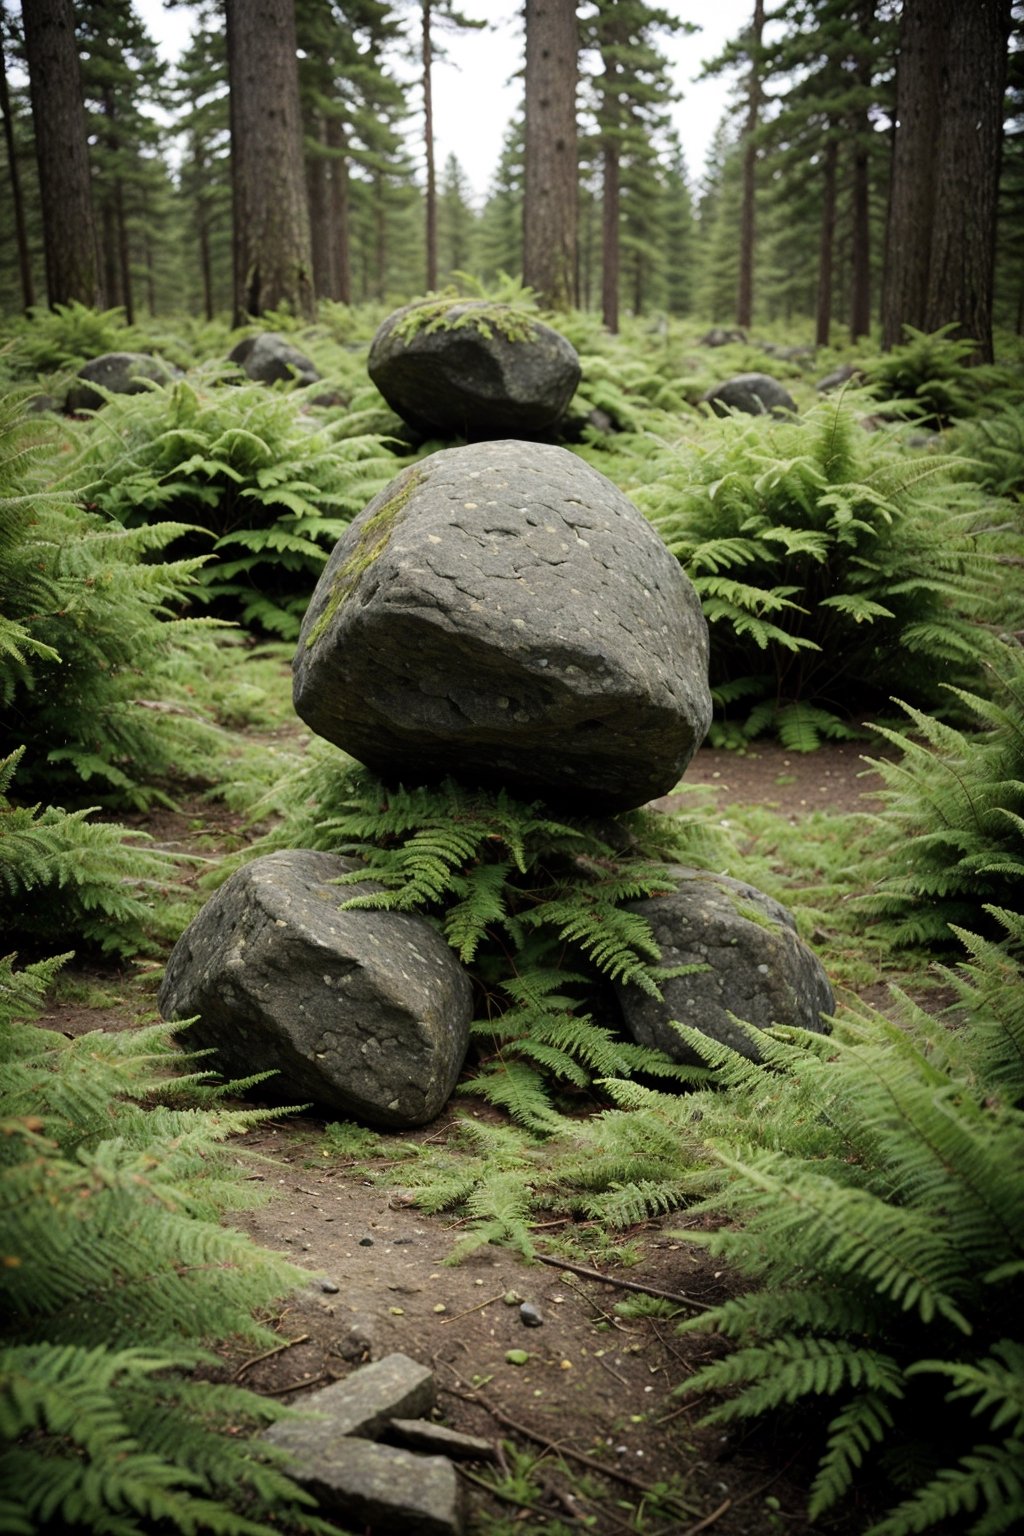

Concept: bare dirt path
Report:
left=39, top=742, right=886, bottom=1535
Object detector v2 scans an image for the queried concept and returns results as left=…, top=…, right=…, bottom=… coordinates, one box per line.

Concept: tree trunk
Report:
left=522, top=0, right=578, bottom=311
left=115, top=174, right=133, bottom=323
left=849, top=128, right=871, bottom=339
left=815, top=133, right=837, bottom=346
left=848, top=0, right=873, bottom=341
left=923, top=0, right=1010, bottom=361
left=21, top=0, right=101, bottom=308
left=601, top=137, right=619, bottom=332
left=102, top=88, right=133, bottom=324
left=226, top=0, right=314, bottom=325
left=326, top=115, right=350, bottom=303
left=423, top=0, right=437, bottom=291
left=307, top=114, right=331, bottom=296
left=0, top=34, right=34, bottom=310
left=880, top=0, right=944, bottom=348
left=737, top=0, right=765, bottom=330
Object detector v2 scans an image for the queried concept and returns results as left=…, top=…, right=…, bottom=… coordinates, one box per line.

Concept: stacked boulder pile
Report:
left=159, top=438, right=834, bottom=1125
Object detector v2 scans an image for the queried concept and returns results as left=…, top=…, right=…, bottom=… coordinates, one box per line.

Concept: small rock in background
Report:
left=65, top=351, right=180, bottom=411
left=701, top=372, right=798, bottom=418
left=228, top=330, right=321, bottom=387
left=368, top=298, right=581, bottom=439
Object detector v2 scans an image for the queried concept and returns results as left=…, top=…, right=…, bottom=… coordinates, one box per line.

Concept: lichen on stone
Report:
left=305, top=467, right=424, bottom=648
left=390, top=295, right=537, bottom=347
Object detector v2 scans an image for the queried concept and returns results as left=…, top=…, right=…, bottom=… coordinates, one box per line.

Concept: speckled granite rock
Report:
left=615, top=866, right=834, bottom=1063
left=158, top=850, right=472, bottom=1126
left=293, top=439, right=712, bottom=813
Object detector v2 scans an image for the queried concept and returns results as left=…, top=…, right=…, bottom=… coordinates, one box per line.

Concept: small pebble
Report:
left=359, top=1237, right=374, bottom=1247
left=394, top=1236, right=416, bottom=1245
left=320, top=1279, right=340, bottom=1294
left=519, top=1302, right=544, bottom=1328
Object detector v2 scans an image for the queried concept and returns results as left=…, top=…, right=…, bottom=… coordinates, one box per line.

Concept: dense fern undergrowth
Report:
left=2, top=298, right=1024, bottom=1535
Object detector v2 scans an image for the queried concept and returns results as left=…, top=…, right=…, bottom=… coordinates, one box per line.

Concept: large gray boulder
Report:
left=367, top=300, right=581, bottom=439
left=702, top=372, right=798, bottom=417
left=293, top=440, right=712, bottom=813
left=158, top=849, right=472, bottom=1127
left=229, top=331, right=321, bottom=386
left=65, top=352, right=179, bottom=411
left=615, top=867, right=833, bottom=1065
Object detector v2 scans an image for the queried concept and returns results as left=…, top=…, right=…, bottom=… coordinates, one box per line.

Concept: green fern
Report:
left=67, top=371, right=399, bottom=637
left=255, top=752, right=719, bottom=1122
left=0, top=748, right=179, bottom=956
left=630, top=397, right=1008, bottom=745
left=0, top=388, right=229, bottom=807
left=650, top=906, right=1024, bottom=1535
left=0, top=954, right=331, bottom=1536
left=861, top=648, right=1024, bottom=947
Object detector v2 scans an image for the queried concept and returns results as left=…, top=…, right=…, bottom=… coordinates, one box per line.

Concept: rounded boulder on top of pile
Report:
left=293, top=440, right=713, bottom=814
left=367, top=298, right=581, bottom=439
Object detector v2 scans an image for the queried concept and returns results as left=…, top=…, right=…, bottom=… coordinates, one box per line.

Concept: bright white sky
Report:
left=135, top=0, right=752, bottom=201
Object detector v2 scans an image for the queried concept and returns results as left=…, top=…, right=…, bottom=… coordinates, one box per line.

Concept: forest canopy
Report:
left=1, top=0, right=1020, bottom=353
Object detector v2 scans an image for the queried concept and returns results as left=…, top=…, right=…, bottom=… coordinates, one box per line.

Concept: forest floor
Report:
left=36, top=737, right=901, bottom=1536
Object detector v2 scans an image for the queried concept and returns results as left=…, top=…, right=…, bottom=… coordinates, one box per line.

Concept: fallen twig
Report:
left=233, top=1333, right=310, bottom=1379
left=440, top=1291, right=506, bottom=1325
left=534, top=1251, right=710, bottom=1310
left=675, top=1496, right=732, bottom=1536
left=439, top=1361, right=701, bottom=1518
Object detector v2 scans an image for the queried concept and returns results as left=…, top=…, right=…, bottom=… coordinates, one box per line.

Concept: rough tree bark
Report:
left=737, top=0, right=765, bottom=331
left=848, top=0, right=874, bottom=342
left=226, top=0, right=314, bottom=325
left=924, top=0, right=1011, bottom=360
left=20, top=0, right=101, bottom=308
left=882, top=0, right=1010, bottom=361
left=307, top=115, right=332, bottom=298
left=423, top=0, right=438, bottom=290
left=0, top=31, right=34, bottom=310
left=326, top=116, right=350, bottom=303
left=523, top=0, right=578, bottom=311
left=815, top=134, right=837, bottom=346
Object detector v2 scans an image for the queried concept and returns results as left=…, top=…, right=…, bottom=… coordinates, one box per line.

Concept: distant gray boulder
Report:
left=702, top=372, right=798, bottom=418
left=367, top=299, right=581, bottom=439
left=615, top=867, right=833, bottom=1065
left=158, top=849, right=472, bottom=1127
left=816, top=362, right=865, bottom=393
left=293, top=439, right=712, bottom=813
left=702, top=372, right=798, bottom=417
left=699, top=327, right=747, bottom=347
left=229, top=331, right=321, bottom=386
left=65, top=352, right=179, bottom=411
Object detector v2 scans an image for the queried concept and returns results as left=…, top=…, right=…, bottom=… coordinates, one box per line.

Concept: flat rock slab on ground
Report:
left=265, top=1354, right=463, bottom=1535
left=293, top=439, right=712, bottom=812
left=265, top=1353, right=435, bottom=1448
left=368, top=299, right=581, bottom=439
left=616, top=866, right=834, bottom=1063
left=158, top=849, right=473, bottom=1126
left=272, top=1436, right=464, bottom=1536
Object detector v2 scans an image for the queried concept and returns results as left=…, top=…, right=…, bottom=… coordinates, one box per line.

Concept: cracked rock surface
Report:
left=615, top=866, right=835, bottom=1062
left=293, top=440, right=712, bottom=813
left=158, top=849, right=472, bottom=1126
